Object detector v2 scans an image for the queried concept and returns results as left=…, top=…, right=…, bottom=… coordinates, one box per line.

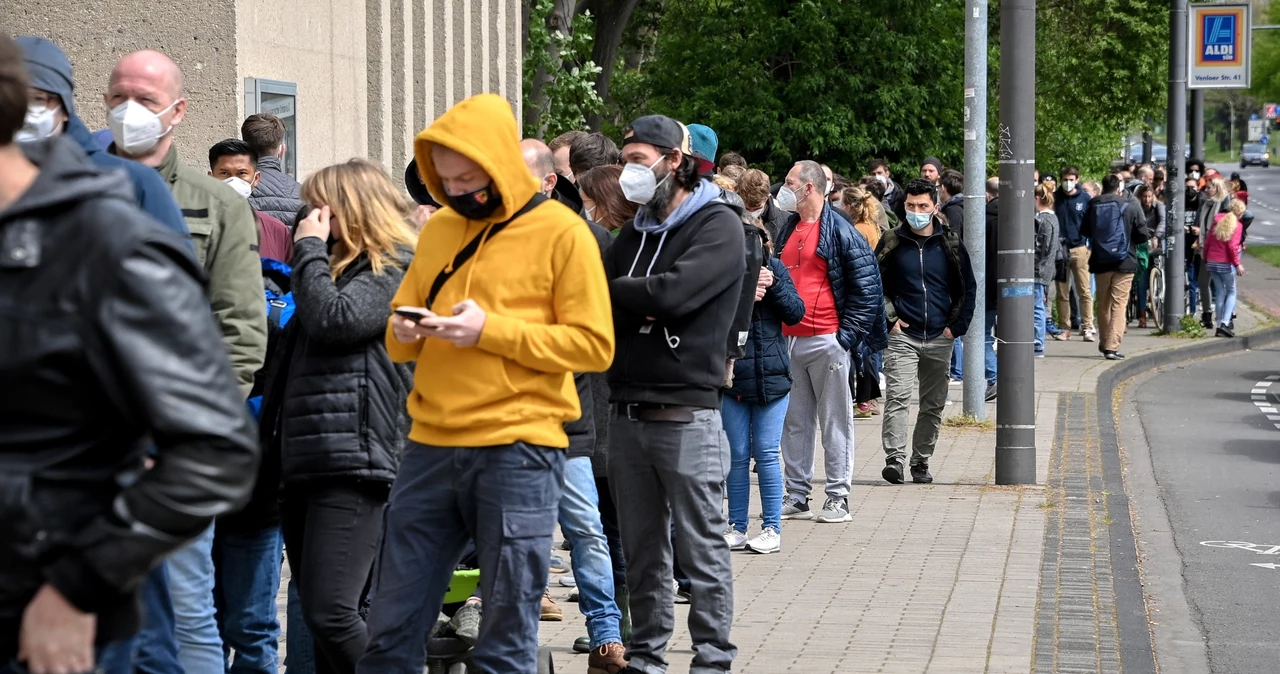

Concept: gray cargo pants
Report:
left=608, top=407, right=736, bottom=674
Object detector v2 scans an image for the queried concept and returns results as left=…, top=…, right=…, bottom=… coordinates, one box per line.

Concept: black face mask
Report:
left=448, top=183, right=503, bottom=220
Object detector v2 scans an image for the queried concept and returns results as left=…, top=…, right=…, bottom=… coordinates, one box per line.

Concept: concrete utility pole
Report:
left=995, top=0, right=1036, bottom=485
left=962, top=0, right=988, bottom=418
left=1192, top=90, right=1205, bottom=161
left=1165, top=0, right=1188, bottom=333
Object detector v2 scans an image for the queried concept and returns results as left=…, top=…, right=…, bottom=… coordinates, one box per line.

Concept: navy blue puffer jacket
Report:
left=727, top=256, right=806, bottom=406
left=776, top=204, right=888, bottom=355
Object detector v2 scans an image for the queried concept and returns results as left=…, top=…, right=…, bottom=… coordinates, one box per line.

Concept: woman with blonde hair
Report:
left=840, top=184, right=884, bottom=417
left=260, top=158, right=418, bottom=674
left=1204, top=199, right=1247, bottom=336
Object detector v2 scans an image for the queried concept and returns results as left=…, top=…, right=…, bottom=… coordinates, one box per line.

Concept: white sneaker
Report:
left=723, top=527, right=748, bottom=550
left=745, top=527, right=781, bottom=554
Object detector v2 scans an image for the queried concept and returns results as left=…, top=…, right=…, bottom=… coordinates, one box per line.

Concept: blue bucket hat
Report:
left=16, top=37, right=77, bottom=118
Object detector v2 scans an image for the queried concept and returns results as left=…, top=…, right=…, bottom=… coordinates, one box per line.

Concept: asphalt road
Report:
left=1210, top=162, right=1280, bottom=245
left=1135, top=345, right=1280, bottom=673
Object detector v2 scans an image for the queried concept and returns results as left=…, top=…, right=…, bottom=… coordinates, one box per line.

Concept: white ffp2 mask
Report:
left=108, top=99, right=177, bottom=156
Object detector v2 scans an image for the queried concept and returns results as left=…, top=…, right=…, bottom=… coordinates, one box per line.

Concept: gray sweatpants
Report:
left=881, top=331, right=953, bottom=465
left=781, top=333, right=855, bottom=500
left=608, top=408, right=736, bottom=674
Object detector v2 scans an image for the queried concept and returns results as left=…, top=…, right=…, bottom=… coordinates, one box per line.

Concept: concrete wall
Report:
left=8, top=0, right=240, bottom=168
left=12, top=0, right=523, bottom=180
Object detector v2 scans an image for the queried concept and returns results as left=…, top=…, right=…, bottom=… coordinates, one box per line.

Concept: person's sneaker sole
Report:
left=882, top=462, right=905, bottom=484
left=780, top=509, right=814, bottom=521
left=815, top=511, right=852, bottom=523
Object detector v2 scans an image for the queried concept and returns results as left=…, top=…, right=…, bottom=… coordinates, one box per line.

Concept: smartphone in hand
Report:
left=394, top=307, right=433, bottom=324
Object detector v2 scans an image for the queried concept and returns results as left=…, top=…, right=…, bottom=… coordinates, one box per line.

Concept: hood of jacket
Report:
left=413, top=94, right=539, bottom=223
left=63, top=114, right=103, bottom=159
left=7, top=136, right=130, bottom=221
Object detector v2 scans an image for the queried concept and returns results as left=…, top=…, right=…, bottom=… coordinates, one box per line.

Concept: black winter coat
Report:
left=248, top=157, right=306, bottom=229
left=264, top=238, right=414, bottom=488
left=726, top=256, right=806, bottom=405
left=777, top=204, right=889, bottom=355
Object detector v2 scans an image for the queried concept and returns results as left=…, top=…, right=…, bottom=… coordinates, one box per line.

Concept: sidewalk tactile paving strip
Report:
left=1033, top=393, right=1122, bottom=673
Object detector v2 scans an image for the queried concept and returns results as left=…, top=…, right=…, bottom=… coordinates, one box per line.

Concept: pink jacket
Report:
left=1204, top=213, right=1243, bottom=267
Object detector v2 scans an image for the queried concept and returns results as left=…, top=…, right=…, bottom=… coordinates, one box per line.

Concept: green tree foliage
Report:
left=634, top=0, right=967, bottom=181
left=523, top=0, right=605, bottom=139
left=1033, top=0, right=1168, bottom=175
left=601, top=0, right=1168, bottom=181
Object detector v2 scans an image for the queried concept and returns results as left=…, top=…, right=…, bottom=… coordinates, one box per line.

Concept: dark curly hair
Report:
left=903, top=178, right=938, bottom=205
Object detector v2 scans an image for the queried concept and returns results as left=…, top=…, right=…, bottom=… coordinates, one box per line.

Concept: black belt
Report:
left=615, top=402, right=703, bottom=423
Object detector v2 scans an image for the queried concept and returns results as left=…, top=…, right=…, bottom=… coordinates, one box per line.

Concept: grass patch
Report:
left=1247, top=245, right=1280, bottom=270
left=943, top=414, right=995, bottom=429
left=1156, top=314, right=1208, bottom=339
left=1203, top=147, right=1234, bottom=164
left=1039, top=500, right=1056, bottom=510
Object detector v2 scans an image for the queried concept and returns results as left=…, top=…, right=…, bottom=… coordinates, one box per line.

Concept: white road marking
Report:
left=1253, top=563, right=1280, bottom=569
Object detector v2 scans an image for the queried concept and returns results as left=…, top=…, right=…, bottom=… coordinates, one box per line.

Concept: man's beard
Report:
left=647, top=166, right=678, bottom=215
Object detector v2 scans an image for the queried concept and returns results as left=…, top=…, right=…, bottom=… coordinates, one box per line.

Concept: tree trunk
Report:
left=579, top=0, right=645, bottom=130
left=525, top=0, right=577, bottom=137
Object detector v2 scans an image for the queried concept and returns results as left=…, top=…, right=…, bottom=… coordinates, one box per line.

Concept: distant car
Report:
left=1241, top=143, right=1270, bottom=168
left=1128, top=144, right=1169, bottom=164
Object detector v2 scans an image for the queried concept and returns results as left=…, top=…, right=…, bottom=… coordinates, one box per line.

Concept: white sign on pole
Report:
left=1189, top=3, right=1252, bottom=89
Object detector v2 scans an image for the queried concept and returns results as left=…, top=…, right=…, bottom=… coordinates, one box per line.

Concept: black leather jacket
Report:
left=0, top=137, right=259, bottom=648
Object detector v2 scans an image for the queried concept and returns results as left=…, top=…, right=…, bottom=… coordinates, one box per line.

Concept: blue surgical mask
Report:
left=906, top=212, right=932, bottom=230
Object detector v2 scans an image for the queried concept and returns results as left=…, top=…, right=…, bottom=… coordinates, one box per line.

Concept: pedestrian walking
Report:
left=359, top=94, right=613, bottom=674
left=0, top=33, right=259, bottom=674
left=877, top=180, right=977, bottom=484
left=1205, top=200, right=1247, bottom=337
left=1053, top=166, right=1095, bottom=342
left=1033, top=185, right=1060, bottom=356
left=778, top=160, right=887, bottom=523
left=723, top=219, right=805, bottom=555
left=604, top=114, right=744, bottom=674
left=1083, top=174, right=1150, bottom=360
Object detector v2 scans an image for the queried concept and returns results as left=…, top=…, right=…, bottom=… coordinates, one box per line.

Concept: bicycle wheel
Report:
left=1150, top=266, right=1165, bottom=331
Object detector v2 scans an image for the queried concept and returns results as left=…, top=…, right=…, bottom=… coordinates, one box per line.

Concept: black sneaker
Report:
left=882, top=460, right=905, bottom=484
left=1201, top=311, right=1214, bottom=329
left=910, top=463, right=934, bottom=484
left=1104, top=351, right=1126, bottom=361
left=1221, top=324, right=1236, bottom=338
left=984, top=382, right=998, bottom=402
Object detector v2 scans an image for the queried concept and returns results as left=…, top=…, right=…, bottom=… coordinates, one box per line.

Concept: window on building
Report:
left=244, top=78, right=298, bottom=178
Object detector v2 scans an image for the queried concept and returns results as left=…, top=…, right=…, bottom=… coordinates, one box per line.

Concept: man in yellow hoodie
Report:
left=356, top=94, right=615, bottom=674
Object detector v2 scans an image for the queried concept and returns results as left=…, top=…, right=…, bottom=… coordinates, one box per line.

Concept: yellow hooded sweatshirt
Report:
left=386, top=94, right=615, bottom=449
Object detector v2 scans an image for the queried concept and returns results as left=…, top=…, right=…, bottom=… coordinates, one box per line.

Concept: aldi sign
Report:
left=1190, top=4, right=1251, bottom=89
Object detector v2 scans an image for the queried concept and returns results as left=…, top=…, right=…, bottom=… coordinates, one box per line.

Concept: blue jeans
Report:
left=134, top=565, right=184, bottom=674
left=169, top=524, right=224, bottom=674
left=949, top=340, right=963, bottom=381
left=559, top=457, right=623, bottom=649
left=285, top=577, right=316, bottom=674
left=1034, top=284, right=1048, bottom=353
left=722, top=395, right=787, bottom=533
left=984, top=309, right=998, bottom=384
left=358, top=442, right=564, bottom=674
left=1210, top=269, right=1237, bottom=327
left=214, top=527, right=283, bottom=674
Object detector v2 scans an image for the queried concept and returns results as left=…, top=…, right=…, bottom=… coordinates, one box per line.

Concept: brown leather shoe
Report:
left=540, top=587, right=562, bottom=621
left=587, top=642, right=629, bottom=674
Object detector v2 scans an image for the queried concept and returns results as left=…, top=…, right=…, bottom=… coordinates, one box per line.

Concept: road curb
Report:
left=1094, top=326, right=1280, bottom=673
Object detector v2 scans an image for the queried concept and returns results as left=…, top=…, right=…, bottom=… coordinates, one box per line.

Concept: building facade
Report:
left=11, top=0, right=523, bottom=180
